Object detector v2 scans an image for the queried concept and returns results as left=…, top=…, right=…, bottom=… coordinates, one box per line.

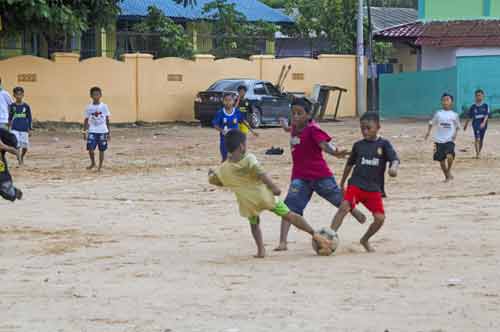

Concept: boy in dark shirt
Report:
left=463, top=89, right=489, bottom=159
left=331, top=112, right=399, bottom=252
left=9, top=86, right=32, bottom=165
left=0, top=128, right=23, bottom=202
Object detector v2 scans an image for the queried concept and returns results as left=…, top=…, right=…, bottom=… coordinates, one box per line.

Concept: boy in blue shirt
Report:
left=212, top=93, right=257, bottom=162
left=463, top=89, right=489, bottom=159
left=8, top=87, right=32, bottom=166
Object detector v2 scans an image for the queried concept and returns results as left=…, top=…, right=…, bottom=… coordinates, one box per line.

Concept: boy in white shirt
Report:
left=425, top=93, right=460, bottom=182
left=83, top=87, right=111, bottom=172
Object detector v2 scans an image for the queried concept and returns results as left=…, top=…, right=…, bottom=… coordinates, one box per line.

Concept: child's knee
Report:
left=373, top=213, right=385, bottom=225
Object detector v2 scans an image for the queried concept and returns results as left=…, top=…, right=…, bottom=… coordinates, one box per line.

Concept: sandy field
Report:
left=1, top=119, right=499, bottom=332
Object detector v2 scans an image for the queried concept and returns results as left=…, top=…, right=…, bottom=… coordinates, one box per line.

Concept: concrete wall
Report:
left=379, top=67, right=457, bottom=118
left=423, top=0, right=484, bottom=20
left=422, top=47, right=457, bottom=71
left=391, top=43, right=418, bottom=73
left=456, top=55, right=500, bottom=114
left=0, top=53, right=358, bottom=123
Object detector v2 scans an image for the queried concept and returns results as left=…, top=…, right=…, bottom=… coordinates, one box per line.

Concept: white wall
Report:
left=422, top=46, right=457, bottom=70
left=456, top=47, right=500, bottom=57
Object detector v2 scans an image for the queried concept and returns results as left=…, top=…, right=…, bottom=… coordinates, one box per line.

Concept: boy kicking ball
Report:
left=208, top=130, right=332, bottom=258
left=330, top=112, right=399, bottom=253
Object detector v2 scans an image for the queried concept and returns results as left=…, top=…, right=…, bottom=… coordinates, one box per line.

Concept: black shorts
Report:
left=434, top=142, right=455, bottom=162
left=0, top=181, right=21, bottom=202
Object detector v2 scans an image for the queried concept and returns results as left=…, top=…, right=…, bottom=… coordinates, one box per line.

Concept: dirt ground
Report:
left=1, top=119, right=499, bottom=332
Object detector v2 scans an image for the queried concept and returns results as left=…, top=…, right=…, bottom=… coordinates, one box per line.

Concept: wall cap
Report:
left=249, top=55, right=275, bottom=61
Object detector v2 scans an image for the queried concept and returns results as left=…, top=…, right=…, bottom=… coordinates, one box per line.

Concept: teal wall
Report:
left=379, top=68, right=457, bottom=118
left=456, top=56, right=500, bottom=115
left=421, top=0, right=500, bottom=20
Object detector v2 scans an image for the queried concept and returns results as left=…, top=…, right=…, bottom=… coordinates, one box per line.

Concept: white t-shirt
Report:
left=84, top=103, right=111, bottom=134
left=431, top=110, right=460, bottom=143
left=0, top=89, right=13, bottom=124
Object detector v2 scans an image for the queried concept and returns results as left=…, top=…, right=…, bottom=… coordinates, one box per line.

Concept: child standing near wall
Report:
left=463, top=89, right=489, bottom=159
left=9, top=87, right=32, bottom=166
left=83, top=87, right=111, bottom=172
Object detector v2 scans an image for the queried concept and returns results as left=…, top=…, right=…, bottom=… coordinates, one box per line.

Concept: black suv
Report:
left=194, top=79, right=292, bottom=128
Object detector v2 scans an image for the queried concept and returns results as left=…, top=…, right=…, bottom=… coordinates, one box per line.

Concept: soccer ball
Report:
left=312, top=227, right=339, bottom=256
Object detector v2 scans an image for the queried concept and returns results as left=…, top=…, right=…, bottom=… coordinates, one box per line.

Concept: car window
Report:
left=207, top=81, right=245, bottom=91
left=254, top=82, right=267, bottom=95
left=265, top=83, right=281, bottom=96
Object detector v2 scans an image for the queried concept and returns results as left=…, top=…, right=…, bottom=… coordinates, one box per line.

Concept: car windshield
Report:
left=207, top=80, right=246, bottom=92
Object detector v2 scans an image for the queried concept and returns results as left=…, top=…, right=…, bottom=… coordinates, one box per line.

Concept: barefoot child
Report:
left=83, top=87, right=111, bottom=171
left=9, top=87, right=32, bottom=166
left=212, top=93, right=257, bottom=162
left=236, top=85, right=251, bottom=135
left=425, top=93, right=460, bottom=182
left=274, top=98, right=366, bottom=251
left=0, top=128, right=23, bottom=202
left=463, top=89, right=489, bottom=159
left=208, top=130, right=332, bottom=258
left=331, top=112, right=399, bottom=252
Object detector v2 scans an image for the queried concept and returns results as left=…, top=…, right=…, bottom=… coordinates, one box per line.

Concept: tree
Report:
left=133, top=6, right=193, bottom=58
left=260, top=0, right=288, bottom=8
left=0, top=0, right=121, bottom=52
left=284, top=0, right=358, bottom=54
left=202, top=0, right=278, bottom=58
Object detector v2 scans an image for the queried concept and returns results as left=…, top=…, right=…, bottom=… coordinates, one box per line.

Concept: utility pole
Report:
left=357, top=0, right=366, bottom=116
left=366, top=0, right=377, bottom=112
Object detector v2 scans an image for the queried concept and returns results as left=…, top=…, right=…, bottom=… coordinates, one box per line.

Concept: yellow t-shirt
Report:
left=209, top=153, right=276, bottom=218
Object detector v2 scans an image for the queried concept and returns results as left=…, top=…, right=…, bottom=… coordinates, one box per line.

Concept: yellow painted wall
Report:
left=0, top=52, right=359, bottom=123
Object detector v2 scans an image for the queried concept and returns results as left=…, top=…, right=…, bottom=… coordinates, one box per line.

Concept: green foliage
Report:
left=260, top=0, right=289, bottom=8
left=133, top=6, right=193, bottom=58
left=202, top=0, right=278, bottom=58
left=373, top=41, right=393, bottom=63
left=285, top=0, right=358, bottom=54
left=0, top=0, right=121, bottom=50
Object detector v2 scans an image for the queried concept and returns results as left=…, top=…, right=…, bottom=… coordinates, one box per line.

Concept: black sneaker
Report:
left=265, top=147, right=284, bottom=155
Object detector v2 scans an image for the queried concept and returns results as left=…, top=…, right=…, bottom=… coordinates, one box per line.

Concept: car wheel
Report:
left=248, top=109, right=262, bottom=129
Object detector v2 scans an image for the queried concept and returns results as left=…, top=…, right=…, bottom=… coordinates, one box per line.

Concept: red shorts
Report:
left=344, top=185, right=385, bottom=215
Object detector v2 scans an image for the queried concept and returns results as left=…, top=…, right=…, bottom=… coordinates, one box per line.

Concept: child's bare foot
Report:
left=273, top=242, right=288, bottom=251
left=254, top=248, right=266, bottom=258
left=86, top=164, right=95, bottom=170
left=360, top=239, right=375, bottom=252
left=313, top=233, right=332, bottom=251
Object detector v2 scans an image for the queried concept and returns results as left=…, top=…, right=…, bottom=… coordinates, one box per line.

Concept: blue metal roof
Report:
left=120, top=0, right=293, bottom=23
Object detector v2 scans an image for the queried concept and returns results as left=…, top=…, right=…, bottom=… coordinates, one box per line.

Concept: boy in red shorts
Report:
left=331, top=112, right=399, bottom=252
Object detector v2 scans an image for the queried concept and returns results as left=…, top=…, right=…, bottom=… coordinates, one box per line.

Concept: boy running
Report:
left=236, top=85, right=251, bottom=135
left=463, top=89, right=489, bottom=159
left=208, top=130, right=332, bottom=258
left=9, top=87, right=32, bottom=166
left=0, top=128, right=23, bottom=202
left=331, top=112, right=399, bottom=252
left=212, top=93, right=257, bottom=162
left=274, top=98, right=366, bottom=251
left=83, top=87, right=111, bottom=172
left=425, top=93, right=460, bottom=182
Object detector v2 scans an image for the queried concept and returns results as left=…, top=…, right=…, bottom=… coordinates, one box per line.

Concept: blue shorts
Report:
left=284, top=177, right=343, bottom=215
left=219, top=136, right=228, bottom=161
left=87, top=133, right=108, bottom=152
left=473, top=123, right=487, bottom=141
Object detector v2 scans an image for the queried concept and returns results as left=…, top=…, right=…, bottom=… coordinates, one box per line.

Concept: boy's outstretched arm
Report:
left=208, top=169, right=223, bottom=187
left=388, top=160, right=399, bottom=177
left=83, top=118, right=89, bottom=140
left=259, top=172, right=281, bottom=196
left=424, top=122, right=432, bottom=140
left=0, top=140, right=18, bottom=155
left=279, top=118, right=291, bottom=133
left=242, top=120, right=259, bottom=137
left=340, top=164, right=354, bottom=191
left=319, top=141, right=349, bottom=158
left=463, top=118, right=470, bottom=131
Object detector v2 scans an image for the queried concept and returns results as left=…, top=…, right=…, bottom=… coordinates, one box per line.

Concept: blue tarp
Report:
left=120, top=0, right=293, bottom=23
